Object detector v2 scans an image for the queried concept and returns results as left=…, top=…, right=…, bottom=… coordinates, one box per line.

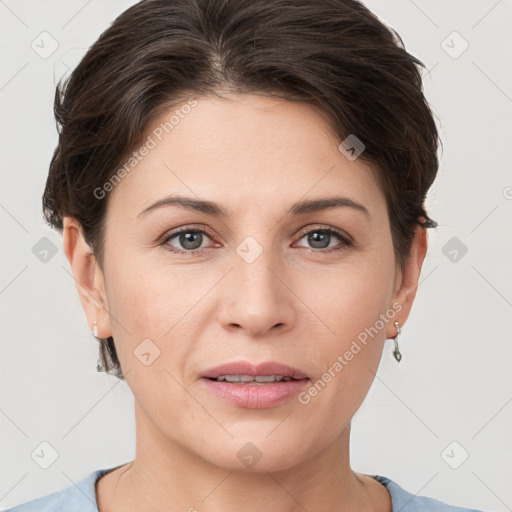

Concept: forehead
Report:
left=107, top=93, right=383, bottom=219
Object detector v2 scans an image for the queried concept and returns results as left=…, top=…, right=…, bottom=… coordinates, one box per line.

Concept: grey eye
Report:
left=165, top=230, right=211, bottom=251
left=306, top=231, right=332, bottom=249
left=296, top=228, right=349, bottom=250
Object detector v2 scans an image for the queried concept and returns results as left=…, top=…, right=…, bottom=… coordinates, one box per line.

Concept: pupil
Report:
left=181, top=231, right=202, bottom=250
left=309, top=231, right=329, bottom=249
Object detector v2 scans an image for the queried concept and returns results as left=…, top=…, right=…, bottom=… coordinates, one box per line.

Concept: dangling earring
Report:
left=392, top=321, right=402, bottom=362
left=93, top=320, right=99, bottom=338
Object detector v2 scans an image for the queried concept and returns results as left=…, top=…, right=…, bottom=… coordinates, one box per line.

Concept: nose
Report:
left=216, top=249, right=297, bottom=337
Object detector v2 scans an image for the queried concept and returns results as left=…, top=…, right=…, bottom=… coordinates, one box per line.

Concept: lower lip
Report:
left=200, top=378, right=310, bottom=408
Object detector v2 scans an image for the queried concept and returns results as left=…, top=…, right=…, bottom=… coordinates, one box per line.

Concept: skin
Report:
left=63, top=93, right=427, bottom=512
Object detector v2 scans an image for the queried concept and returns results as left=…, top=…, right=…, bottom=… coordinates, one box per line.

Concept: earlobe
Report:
left=386, top=225, right=428, bottom=339
left=62, top=217, right=111, bottom=338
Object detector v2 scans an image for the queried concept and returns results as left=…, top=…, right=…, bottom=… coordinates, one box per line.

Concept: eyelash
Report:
left=161, top=225, right=353, bottom=254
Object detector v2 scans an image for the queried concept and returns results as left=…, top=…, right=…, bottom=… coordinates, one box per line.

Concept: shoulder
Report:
left=2, top=467, right=116, bottom=512
left=373, top=475, right=487, bottom=512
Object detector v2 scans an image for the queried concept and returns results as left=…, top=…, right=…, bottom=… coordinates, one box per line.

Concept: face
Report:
left=64, top=93, right=425, bottom=473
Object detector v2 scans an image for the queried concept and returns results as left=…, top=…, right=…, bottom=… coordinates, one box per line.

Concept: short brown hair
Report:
left=43, top=0, right=440, bottom=380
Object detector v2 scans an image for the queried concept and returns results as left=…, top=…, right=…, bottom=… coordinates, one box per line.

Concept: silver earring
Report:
left=392, top=321, right=402, bottom=362
left=93, top=320, right=98, bottom=338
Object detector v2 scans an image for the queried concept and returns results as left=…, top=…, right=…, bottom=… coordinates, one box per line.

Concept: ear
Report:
left=62, top=216, right=112, bottom=338
left=386, top=224, right=428, bottom=339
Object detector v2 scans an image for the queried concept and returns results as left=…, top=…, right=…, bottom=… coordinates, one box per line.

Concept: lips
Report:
left=199, top=361, right=310, bottom=408
left=201, top=361, right=309, bottom=380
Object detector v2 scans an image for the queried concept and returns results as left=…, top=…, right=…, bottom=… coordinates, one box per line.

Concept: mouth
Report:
left=199, top=361, right=310, bottom=408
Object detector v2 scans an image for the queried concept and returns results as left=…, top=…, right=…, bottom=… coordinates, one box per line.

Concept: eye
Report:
left=161, top=225, right=352, bottom=254
left=162, top=227, right=217, bottom=253
left=294, top=227, right=352, bottom=251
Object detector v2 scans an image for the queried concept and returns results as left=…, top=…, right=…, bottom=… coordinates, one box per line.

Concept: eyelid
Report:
left=160, top=224, right=218, bottom=250
left=295, top=224, right=353, bottom=243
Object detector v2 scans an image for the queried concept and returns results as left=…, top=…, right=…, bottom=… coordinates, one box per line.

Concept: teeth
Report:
left=213, top=375, right=293, bottom=383
left=255, top=375, right=277, bottom=382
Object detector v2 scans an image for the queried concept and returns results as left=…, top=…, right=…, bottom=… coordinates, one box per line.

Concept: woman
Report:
left=5, top=0, right=486, bottom=510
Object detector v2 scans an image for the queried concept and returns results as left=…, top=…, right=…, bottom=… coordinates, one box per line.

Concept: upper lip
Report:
left=201, top=361, right=309, bottom=380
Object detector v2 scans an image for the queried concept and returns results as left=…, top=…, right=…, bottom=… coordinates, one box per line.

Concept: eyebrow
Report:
left=137, top=195, right=370, bottom=219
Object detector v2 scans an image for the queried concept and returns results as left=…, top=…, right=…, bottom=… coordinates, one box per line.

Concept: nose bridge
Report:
left=217, top=237, right=296, bottom=336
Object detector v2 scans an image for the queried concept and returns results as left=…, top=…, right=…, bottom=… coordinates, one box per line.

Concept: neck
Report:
left=99, top=403, right=382, bottom=512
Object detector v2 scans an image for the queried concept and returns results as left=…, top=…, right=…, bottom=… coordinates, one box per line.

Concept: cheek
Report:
left=107, top=244, right=207, bottom=324
left=293, top=248, right=396, bottom=418
left=299, top=246, right=396, bottom=344
left=103, top=252, right=199, bottom=373
left=103, top=257, right=200, bottom=432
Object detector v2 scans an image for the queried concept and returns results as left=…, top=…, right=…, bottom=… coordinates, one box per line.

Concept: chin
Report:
left=196, top=431, right=312, bottom=474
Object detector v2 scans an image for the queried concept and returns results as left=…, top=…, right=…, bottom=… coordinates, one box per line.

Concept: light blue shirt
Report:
left=3, top=466, right=486, bottom=512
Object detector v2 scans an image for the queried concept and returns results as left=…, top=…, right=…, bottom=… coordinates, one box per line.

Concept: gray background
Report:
left=1, top=0, right=511, bottom=510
